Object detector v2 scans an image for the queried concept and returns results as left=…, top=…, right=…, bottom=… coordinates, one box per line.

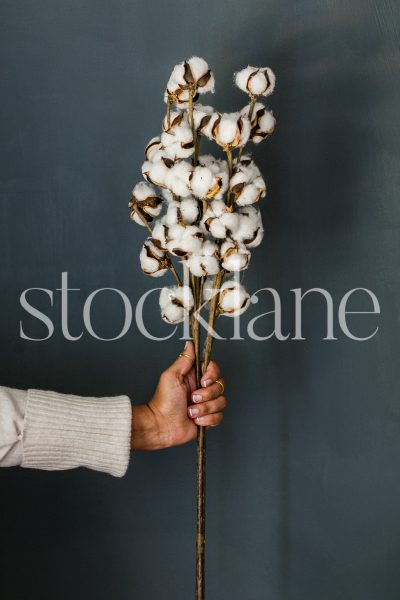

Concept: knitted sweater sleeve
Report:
left=0, top=386, right=132, bottom=477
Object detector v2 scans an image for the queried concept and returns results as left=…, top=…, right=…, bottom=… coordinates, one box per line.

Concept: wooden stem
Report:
left=195, top=269, right=224, bottom=600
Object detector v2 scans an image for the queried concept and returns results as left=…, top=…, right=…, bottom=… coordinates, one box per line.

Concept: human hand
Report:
left=131, top=341, right=226, bottom=451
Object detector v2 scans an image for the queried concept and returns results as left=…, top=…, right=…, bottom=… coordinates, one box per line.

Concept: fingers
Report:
left=188, top=395, right=226, bottom=427
left=191, top=379, right=225, bottom=403
left=169, top=341, right=195, bottom=376
left=200, top=360, right=221, bottom=388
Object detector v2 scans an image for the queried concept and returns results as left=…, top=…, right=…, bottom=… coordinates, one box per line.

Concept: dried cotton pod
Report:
left=211, top=112, right=251, bottom=150
left=185, top=240, right=220, bottom=277
left=201, top=199, right=240, bottom=239
left=193, top=104, right=216, bottom=136
left=229, top=160, right=266, bottom=207
left=142, top=157, right=174, bottom=188
left=151, top=219, right=169, bottom=252
left=220, top=239, right=251, bottom=272
left=189, top=165, right=223, bottom=200
left=129, top=182, right=163, bottom=225
left=161, top=111, right=194, bottom=160
left=159, top=285, right=194, bottom=324
left=166, top=223, right=203, bottom=258
left=165, top=198, right=201, bottom=226
left=232, top=206, right=264, bottom=248
left=140, top=239, right=169, bottom=277
left=164, top=160, right=193, bottom=198
left=218, top=280, right=250, bottom=317
left=240, top=102, right=276, bottom=143
left=165, top=57, right=215, bottom=106
left=235, top=66, right=276, bottom=97
left=198, top=155, right=229, bottom=200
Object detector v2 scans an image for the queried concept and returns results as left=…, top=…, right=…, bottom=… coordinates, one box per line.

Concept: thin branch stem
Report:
left=132, top=205, right=153, bottom=235
left=195, top=268, right=224, bottom=600
left=226, top=149, right=234, bottom=210
left=237, top=94, right=257, bottom=162
left=188, top=87, right=198, bottom=167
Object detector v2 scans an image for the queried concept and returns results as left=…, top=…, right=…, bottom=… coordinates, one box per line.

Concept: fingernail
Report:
left=189, top=406, right=199, bottom=417
left=184, top=341, right=189, bottom=349
left=195, top=416, right=204, bottom=424
left=192, top=394, right=202, bottom=403
left=202, top=379, right=211, bottom=388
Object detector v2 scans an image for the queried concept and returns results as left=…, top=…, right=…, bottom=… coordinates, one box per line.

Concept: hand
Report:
left=131, top=341, right=227, bottom=451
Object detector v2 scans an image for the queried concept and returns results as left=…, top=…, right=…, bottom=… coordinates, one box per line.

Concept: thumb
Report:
left=170, top=341, right=196, bottom=376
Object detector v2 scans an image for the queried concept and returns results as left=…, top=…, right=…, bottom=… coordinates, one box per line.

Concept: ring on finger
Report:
left=215, top=378, right=225, bottom=394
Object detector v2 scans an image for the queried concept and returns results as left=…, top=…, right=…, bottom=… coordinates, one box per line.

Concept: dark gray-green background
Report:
left=1, top=1, right=399, bottom=599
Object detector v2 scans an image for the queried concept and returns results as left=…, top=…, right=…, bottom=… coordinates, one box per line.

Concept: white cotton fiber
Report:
left=142, top=159, right=171, bottom=188
left=159, top=285, right=194, bottom=324
left=235, top=66, right=276, bottom=97
left=220, top=239, right=250, bottom=272
left=185, top=239, right=220, bottom=277
left=140, top=239, right=168, bottom=277
left=218, top=280, right=250, bottom=317
left=232, top=206, right=264, bottom=248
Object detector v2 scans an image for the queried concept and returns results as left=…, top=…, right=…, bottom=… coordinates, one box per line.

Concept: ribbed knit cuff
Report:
left=21, top=390, right=132, bottom=477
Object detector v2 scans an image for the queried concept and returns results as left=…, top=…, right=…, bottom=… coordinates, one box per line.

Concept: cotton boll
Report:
left=208, top=199, right=227, bottom=218
left=193, top=105, right=215, bottom=134
left=240, top=102, right=275, bottom=143
left=160, top=113, right=194, bottom=161
left=159, top=285, right=194, bottom=324
left=185, top=239, right=220, bottom=276
left=164, top=161, right=193, bottom=197
left=151, top=220, right=169, bottom=251
left=212, top=113, right=251, bottom=149
left=187, top=56, right=215, bottom=94
left=198, top=155, right=229, bottom=199
left=165, top=198, right=200, bottom=226
left=142, top=158, right=172, bottom=188
left=235, top=66, right=276, bottom=97
left=162, top=112, right=193, bottom=144
left=201, top=200, right=240, bottom=239
left=140, top=239, right=169, bottom=277
left=129, top=182, right=163, bottom=225
left=165, top=201, right=181, bottom=227
left=235, top=183, right=263, bottom=207
left=200, top=112, right=220, bottom=140
left=167, top=224, right=203, bottom=258
left=189, top=166, right=223, bottom=200
left=145, top=137, right=163, bottom=161
left=217, top=115, right=239, bottom=145
left=180, top=197, right=200, bottom=224
left=220, top=240, right=250, bottom=272
left=218, top=280, right=250, bottom=317
left=165, top=57, right=214, bottom=106
left=229, top=161, right=266, bottom=207
left=235, top=66, right=255, bottom=93
left=219, top=211, right=241, bottom=234
left=190, top=166, right=214, bottom=198
left=168, top=63, right=187, bottom=89
left=232, top=206, right=264, bottom=248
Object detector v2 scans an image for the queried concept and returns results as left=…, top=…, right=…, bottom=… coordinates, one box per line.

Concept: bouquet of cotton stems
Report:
left=128, top=58, right=276, bottom=599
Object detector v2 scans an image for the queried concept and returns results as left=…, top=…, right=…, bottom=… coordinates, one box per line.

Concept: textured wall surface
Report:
left=0, top=1, right=399, bottom=599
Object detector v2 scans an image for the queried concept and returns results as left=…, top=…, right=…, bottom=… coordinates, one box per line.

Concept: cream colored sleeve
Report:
left=0, top=386, right=132, bottom=477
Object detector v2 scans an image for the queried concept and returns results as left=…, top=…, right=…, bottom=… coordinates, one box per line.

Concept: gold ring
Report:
left=216, top=378, right=225, bottom=394
left=179, top=352, right=193, bottom=361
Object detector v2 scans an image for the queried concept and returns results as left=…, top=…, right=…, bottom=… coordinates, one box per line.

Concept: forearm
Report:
left=0, top=386, right=132, bottom=477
